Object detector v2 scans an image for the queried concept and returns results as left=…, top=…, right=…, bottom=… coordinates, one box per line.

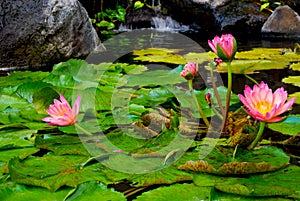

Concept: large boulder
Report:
left=261, top=5, right=300, bottom=38
left=0, top=0, right=104, bottom=69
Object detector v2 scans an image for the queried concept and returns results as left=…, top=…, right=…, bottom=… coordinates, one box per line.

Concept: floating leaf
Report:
left=215, top=165, right=300, bottom=199
left=34, top=135, right=90, bottom=156
left=290, top=62, right=300, bottom=71
left=183, top=52, right=215, bottom=62
left=129, top=165, right=193, bottom=187
left=289, top=92, right=300, bottom=104
left=132, top=48, right=186, bottom=64
left=268, top=115, right=300, bottom=136
left=0, top=71, right=49, bottom=95
left=126, top=70, right=185, bottom=87
left=8, top=156, right=109, bottom=191
left=0, top=147, right=39, bottom=171
left=178, top=146, right=289, bottom=175
left=235, top=48, right=300, bottom=62
left=216, top=60, right=289, bottom=74
left=0, top=129, right=36, bottom=150
left=16, top=81, right=52, bottom=103
left=0, top=183, right=70, bottom=201
left=32, top=86, right=59, bottom=114
left=64, top=181, right=126, bottom=201
left=135, top=183, right=211, bottom=201
left=282, top=76, right=300, bottom=87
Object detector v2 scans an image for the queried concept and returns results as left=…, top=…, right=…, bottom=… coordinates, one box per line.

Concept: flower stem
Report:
left=225, top=62, right=232, bottom=114
left=244, top=74, right=259, bottom=85
left=209, top=63, right=225, bottom=117
left=223, top=62, right=232, bottom=131
left=188, top=80, right=210, bottom=128
left=75, top=123, right=93, bottom=135
left=247, top=121, right=266, bottom=150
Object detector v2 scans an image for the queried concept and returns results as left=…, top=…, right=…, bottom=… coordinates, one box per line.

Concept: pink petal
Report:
left=73, top=95, right=82, bottom=115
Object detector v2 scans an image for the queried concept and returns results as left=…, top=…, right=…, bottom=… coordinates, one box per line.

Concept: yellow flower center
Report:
left=254, top=101, right=272, bottom=115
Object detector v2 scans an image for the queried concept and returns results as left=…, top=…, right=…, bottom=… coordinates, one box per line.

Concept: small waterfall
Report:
left=151, top=16, right=190, bottom=32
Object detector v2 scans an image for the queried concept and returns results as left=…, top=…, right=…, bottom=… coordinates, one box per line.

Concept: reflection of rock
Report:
left=261, top=5, right=300, bottom=38
left=0, top=0, right=104, bottom=69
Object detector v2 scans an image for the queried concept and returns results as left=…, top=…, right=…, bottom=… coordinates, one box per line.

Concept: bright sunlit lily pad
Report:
left=290, top=62, right=300, bottom=71
left=217, top=60, right=289, bottom=74
left=282, top=76, right=300, bottom=87
left=132, top=48, right=186, bottom=64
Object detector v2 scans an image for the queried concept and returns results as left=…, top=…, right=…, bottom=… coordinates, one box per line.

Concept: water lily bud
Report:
left=208, top=34, right=237, bottom=62
left=180, top=62, right=198, bottom=80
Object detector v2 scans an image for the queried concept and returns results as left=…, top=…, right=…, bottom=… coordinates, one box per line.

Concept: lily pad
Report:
left=216, top=60, right=289, bottom=74
left=126, top=70, right=185, bottom=87
left=178, top=146, right=289, bottom=175
left=289, top=91, right=300, bottom=104
left=0, top=182, right=70, bottom=201
left=8, top=156, right=110, bottom=191
left=135, top=183, right=212, bottom=201
left=215, top=165, right=300, bottom=199
left=290, top=62, right=300, bottom=71
left=268, top=115, right=300, bottom=136
left=132, top=48, right=186, bottom=64
left=34, top=135, right=90, bottom=156
left=282, top=76, right=300, bottom=87
left=0, top=147, right=40, bottom=172
left=0, top=129, right=36, bottom=150
left=64, top=181, right=126, bottom=201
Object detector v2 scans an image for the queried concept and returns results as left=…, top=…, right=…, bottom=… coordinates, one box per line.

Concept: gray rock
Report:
left=261, top=5, right=300, bottom=38
left=161, top=0, right=270, bottom=35
left=0, top=0, right=104, bottom=69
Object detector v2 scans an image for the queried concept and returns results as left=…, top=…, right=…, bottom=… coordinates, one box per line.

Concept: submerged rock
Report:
left=0, top=0, right=104, bottom=69
left=261, top=5, right=300, bottom=38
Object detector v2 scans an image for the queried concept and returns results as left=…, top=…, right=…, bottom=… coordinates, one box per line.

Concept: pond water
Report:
left=99, top=29, right=300, bottom=112
left=1, top=28, right=300, bottom=200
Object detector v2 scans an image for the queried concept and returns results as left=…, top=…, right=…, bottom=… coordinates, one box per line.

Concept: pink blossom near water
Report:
left=238, top=81, right=295, bottom=122
left=42, top=94, right=81, bottom=126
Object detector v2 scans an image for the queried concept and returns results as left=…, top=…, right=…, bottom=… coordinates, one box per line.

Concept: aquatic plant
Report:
left=42, top=94, right=81, bottom=126
left=208, top=34, right=237, bottom=126
left=238, top=81, right=295, bottom=149
left=180, top=62, right=210, bottom=128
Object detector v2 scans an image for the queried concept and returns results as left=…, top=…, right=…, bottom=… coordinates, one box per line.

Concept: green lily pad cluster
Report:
left=0, top=45, right=299, bottom=200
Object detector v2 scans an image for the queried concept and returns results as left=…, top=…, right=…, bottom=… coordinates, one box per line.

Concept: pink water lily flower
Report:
left=42, top=94, right=81, bottom=126
left=180, top=62, right=198, bottom=80
left=238, top=82, right=295, bottom=123
left=208, top=34, right=237, bottom=62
